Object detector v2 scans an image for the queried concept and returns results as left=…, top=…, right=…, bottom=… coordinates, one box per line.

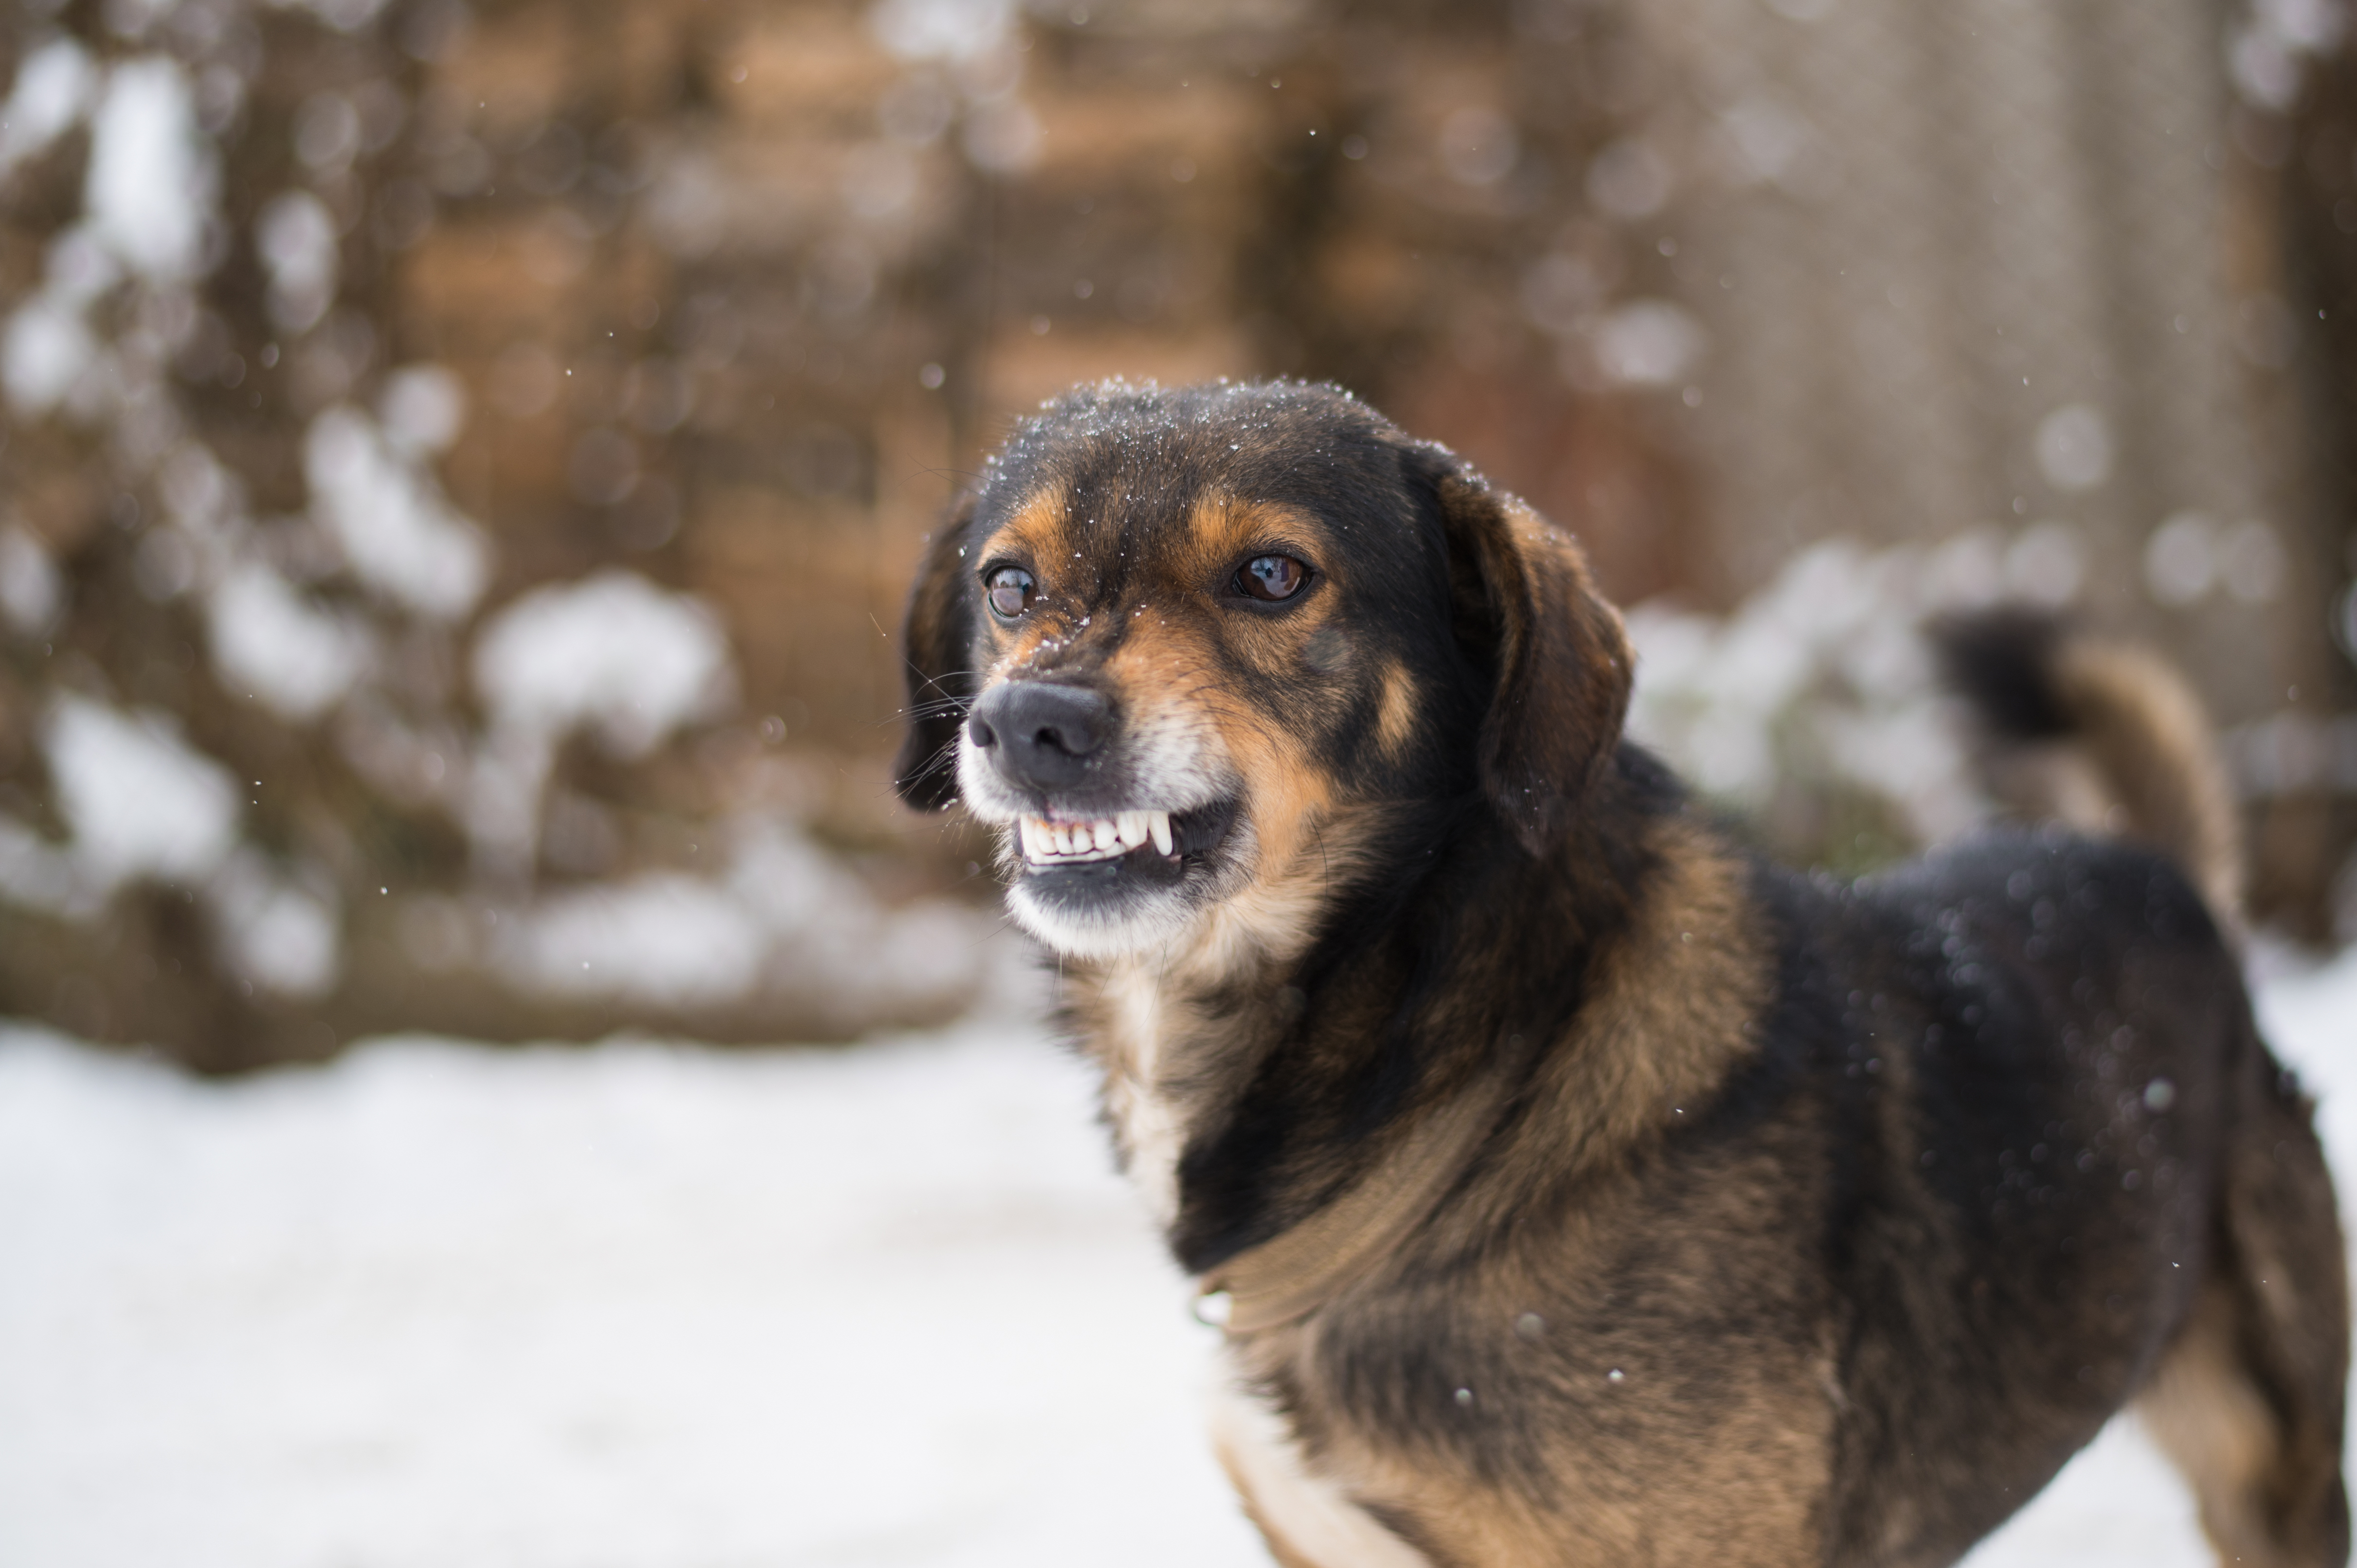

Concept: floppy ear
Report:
left=892, top=494, right=977, bottom=811
left=1426, top=450, right=1633, bottom=855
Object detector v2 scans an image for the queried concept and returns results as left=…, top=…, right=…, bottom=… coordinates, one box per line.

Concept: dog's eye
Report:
left=986, top=567, right=1035, bottom=620
left=1236, top=555, right=1308, bottom=602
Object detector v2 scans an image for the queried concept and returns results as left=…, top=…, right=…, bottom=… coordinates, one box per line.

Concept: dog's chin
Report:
left=1001, top=798, right=1244, bottom=960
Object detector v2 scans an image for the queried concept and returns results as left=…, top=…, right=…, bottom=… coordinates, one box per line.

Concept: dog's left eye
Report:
left=986, top=567, right=1035, bottom=619
left=1235, top=555, right=1308, bottom=602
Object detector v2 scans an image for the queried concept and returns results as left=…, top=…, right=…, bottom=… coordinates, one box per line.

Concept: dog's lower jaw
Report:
left=1005, top=874, right=1212, bottom=959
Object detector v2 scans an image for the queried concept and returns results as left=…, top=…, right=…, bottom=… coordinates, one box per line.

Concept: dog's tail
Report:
left=1932, top=609, right=2243, bottom=932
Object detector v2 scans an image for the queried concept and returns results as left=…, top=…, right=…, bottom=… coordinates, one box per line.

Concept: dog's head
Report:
left=896, top=380, right=1632, bottom=960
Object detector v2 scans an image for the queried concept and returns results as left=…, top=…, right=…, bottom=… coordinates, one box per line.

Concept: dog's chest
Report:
left=1211, top=1376, right=1436, bottom=1568
left=1095, top=964, right=1190, bottom=1227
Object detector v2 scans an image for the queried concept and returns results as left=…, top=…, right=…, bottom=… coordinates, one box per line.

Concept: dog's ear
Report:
left=893, top=493, right=977, bottom=811
left=1421, top=447, right=1633, bottom=855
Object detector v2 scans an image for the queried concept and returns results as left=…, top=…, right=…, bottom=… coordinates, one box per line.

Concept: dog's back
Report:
left=1874, top=611, right=2351, bottom=1566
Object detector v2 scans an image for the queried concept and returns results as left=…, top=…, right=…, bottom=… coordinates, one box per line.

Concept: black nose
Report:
left=969, top=682, right=1109, bottom=791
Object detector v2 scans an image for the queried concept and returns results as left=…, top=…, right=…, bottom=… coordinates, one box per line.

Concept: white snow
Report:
left=2033, top=402, right=2114, bottom=494
left=305, top=404, right=490, bottom=619
left=2, top=238, right=114, bottom=429
left=85, top=56, right=215, bottom=283
left=1593, top=297, right=1707, bottom=387
left=0, top=36, right=95, bottom=181
left=0, top=524, right=64, bottom=635
left=869, top=0, right=1016, bottom=62
left=0, top=1017, right=1260, bottom=1568
left=255, top=189, right=340, bottom=334
left=471, top=569, right=734, bottom=757
left=0, top=950, right=2349, bottom=1565
left=296, top=0, right=396, bottom=34
left=461, top=571, right=734, bottom=879
left=484, top=817, right=994, bottom=1014
left=207, top=847, right=342, bottom=998
left=380, top=363, right=467, bottom=454
left=206, top=560, right=372, bottom=721
left=504, top=872, right=769, bottom=1007
left=42, top=694, right=239, bottom=888
left=1, top=291, right=98, bottom=415
left=1627, top=537, right=1982, bottom=838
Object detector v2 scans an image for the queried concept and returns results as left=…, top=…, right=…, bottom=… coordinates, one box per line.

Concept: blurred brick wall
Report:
left=3, top=0, right=2355, bottom=1070
left=372, top=0, right=1705, bottom=820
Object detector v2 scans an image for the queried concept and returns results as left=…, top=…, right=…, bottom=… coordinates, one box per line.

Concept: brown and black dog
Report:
left=894, top=379, right=2349, bottom=1566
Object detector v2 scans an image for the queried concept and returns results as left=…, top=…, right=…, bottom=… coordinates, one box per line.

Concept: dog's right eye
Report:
left=986, top=567, right=1035, bottom=620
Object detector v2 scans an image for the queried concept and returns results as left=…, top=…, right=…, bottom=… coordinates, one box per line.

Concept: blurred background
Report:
left=1, top=0, right=2356, bottom=1070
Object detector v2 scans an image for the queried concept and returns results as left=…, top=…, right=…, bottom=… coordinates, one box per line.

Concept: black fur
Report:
left=1931, top=608, right=2075, bottom=741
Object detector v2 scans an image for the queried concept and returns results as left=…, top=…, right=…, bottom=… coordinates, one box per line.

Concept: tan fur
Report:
left=1133, top=820, right=1798, bottom=1564
left=2142, top=1281, right=2293, bottom=1567
left=2054, top=640, right=2243, bottom=926
left=986, top=484, right=1081, bottom=680
left=997, top=484, right=1070, bottom=581
left=1183, top=493, right=1324, bottom=576
left=1228, top=1243, right=1837, bottom=1566
left=1982, top=636, right=2244, bottom=931
left=1508, top=821, right=1769, bottom=1186
left=1204, top=821, right=1820, bottom=1565
left=1375, top=660, right=1419, bottom=760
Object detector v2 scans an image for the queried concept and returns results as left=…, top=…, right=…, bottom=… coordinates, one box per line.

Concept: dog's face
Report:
left=895, top=381, right=1633, bottom=961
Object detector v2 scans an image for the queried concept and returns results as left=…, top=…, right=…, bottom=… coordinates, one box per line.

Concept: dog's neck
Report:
left=1054, top=746, right=1737, bottom=1281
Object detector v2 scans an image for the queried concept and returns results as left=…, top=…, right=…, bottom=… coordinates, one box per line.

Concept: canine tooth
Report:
left=1150, top=811, right=1174, bottom=856
left=1093, top=819, right=1120, bottom=851
left=1020, top=819, right=1042, bottom=859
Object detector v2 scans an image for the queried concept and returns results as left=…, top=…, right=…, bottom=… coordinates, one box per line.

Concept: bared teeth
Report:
left=1016, top=809, right=1182, bottom=863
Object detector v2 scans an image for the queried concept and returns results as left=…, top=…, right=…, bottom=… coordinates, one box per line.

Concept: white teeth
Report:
left=1016, top=810, right=1180, bottom=863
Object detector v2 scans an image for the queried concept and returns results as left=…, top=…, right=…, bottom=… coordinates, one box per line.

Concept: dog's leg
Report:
left=2140, top=1070, right=2350, bottom=1568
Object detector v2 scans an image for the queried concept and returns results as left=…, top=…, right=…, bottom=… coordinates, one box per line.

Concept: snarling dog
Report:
left=894, top=380, right=2349, bottom=1567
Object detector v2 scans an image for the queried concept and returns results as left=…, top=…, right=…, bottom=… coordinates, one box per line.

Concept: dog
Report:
left=893, top=379, right=2349, bottom=1566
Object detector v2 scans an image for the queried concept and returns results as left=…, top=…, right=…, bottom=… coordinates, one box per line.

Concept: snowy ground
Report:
left=3, top=950, right=2355, bottom=1567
